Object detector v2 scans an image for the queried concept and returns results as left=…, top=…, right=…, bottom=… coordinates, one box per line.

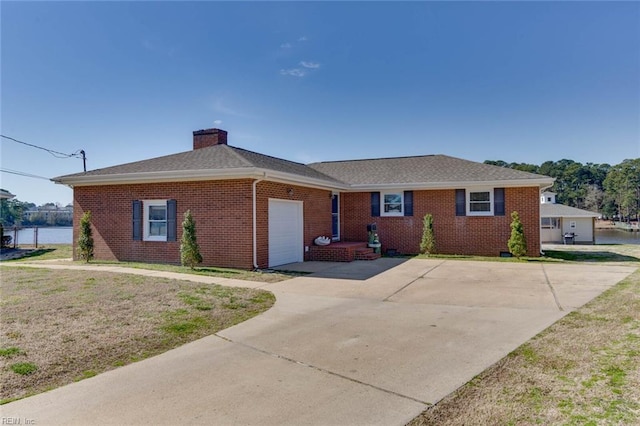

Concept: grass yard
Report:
left=409, top=267, right=640, bottom=425
left=0, top=266, right=275, bottom=403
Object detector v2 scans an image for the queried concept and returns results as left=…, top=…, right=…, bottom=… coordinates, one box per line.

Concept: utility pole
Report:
left=80, top=150, right=86, bottom=172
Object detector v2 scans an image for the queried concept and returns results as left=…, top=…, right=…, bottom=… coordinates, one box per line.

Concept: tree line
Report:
left=0, top=198, right=73, bottom=227
left=484, top=158, right=640, bottom=221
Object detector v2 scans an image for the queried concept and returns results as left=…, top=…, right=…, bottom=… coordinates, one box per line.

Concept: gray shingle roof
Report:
left=55, top=144, right=343, bottom=184
left=54, top=145, right=553, bottom=189
left=541, top=203, right=600, bottom=218
left=308, top=155, right=548, bottom=185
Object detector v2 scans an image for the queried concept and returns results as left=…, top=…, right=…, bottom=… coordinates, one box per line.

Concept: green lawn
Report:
left=0, top=266, right=276, bottom=403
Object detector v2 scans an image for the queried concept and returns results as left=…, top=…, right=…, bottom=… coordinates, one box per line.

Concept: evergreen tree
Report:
left=77, top=211, right=94, bottom=262
left=180, top=209, right=202, bottom=269
left=507, top=211, right=527, bottom=258
left=603, top=159, right=640, bottom=221
left=419, top=213, right=436, bottom=255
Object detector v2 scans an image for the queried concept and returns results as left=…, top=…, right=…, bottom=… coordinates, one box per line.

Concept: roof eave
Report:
left=52, top=168, right=262, bottom=187
left=52, top=168, right=348, bottom=191
left=346, top=178, right=555, bottom=191
left=53, top=170, right=553, bottom=192
left=262, top=170, right=348, bottom=191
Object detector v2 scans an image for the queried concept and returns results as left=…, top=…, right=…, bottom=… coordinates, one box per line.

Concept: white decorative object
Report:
left=314, top=236, right=331, bottom=246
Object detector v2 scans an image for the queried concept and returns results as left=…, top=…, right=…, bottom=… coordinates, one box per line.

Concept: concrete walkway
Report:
left=1, top=259, right=636, bottom=425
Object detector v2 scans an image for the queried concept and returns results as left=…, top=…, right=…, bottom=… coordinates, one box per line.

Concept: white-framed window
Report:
left=381, top=192, right=404, bottom=216
left=144, top=200, right=168, bottom=241
left=467, top=189, right=493, bottom=216
left=541, top=217, right=560, bottom=229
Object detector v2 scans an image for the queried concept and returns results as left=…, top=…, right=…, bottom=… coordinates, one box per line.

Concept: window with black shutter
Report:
left=494, top=188, right=505, bottom=216
left=134, top=199, right=178, bottom=242
left=455, top=189, right=466, bottom=216
left=132, top=200, right=142, bottom=240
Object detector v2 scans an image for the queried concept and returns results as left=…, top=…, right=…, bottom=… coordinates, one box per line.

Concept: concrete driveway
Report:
left=2, top=259, right=636, bottom=425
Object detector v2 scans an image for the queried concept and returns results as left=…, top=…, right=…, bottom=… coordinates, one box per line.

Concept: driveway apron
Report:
left=2, top=259, right=636, bottom=425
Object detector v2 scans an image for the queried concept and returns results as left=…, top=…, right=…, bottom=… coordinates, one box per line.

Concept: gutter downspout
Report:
left=253, top=174, right=266, bottom=269
left=539, top=183, right=555, bottom=255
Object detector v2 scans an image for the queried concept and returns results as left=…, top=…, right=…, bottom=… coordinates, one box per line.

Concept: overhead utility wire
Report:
left=0, top=168, right=51, bottom=181
left=1, top=134, right=82, bottom=159
left=1, top=134, right=87, bottom=171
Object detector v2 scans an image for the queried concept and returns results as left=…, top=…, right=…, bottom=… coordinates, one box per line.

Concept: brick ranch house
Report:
left=54, top=128, right=554, bottom=269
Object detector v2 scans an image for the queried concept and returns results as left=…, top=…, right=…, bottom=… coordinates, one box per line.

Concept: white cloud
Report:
left=298, top=36, right=308, bottom=42
left=213, top=119, right=223, bottom=126
left=280, top=68, right=306, bottom=77
left=280, top=42, right=292, bottom=49
left=300, top=61, right=320, bottom=69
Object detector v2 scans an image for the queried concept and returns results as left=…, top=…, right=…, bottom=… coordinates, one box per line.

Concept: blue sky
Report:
left=2, top=1, right=639, bottom=206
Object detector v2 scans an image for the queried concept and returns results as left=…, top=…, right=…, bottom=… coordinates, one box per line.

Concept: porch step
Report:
left=354, top=247, right=381, bottom=261
left=308, top=242, right=368, bottom=262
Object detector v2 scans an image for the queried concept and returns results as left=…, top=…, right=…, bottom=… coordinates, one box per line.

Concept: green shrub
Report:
left=420, top=213, right=436, bottom=254
left=77, top=211, right=94, bottom=262
left=180, top=210, right=203, bottom=269
left=508, top=211, right=527, bottom=258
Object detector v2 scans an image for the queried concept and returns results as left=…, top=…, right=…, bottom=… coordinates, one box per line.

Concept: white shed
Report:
left=540, top=194, right=599, bottom=244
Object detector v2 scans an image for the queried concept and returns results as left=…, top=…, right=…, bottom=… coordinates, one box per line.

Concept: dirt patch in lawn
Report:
left=0, top=266, right=275, bottom=403
left=409, top=267, right=640, bottom=425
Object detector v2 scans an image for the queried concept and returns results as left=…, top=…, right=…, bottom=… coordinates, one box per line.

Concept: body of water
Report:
left=595, top=229, right=640, bottom=245
left=3, top=227, right=73, bottom=245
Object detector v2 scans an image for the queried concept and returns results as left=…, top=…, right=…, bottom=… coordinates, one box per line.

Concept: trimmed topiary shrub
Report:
left=508, top=211, right=527, bottom=258
left=180, top=209, right=203, bottom=269
left=420, top=213, right=436, bottom=255
left=77, top=211, right=94, bottom=262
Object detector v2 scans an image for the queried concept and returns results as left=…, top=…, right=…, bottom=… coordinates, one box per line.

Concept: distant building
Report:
left=540, top=192, right=599, bottom=244
left=0, top=189, right=15, bottom=200
left=23, top=207, right=73, bottom=224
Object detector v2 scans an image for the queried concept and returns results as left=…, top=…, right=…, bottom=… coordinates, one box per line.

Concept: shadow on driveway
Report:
left=273, top=257, right=410, bottom=281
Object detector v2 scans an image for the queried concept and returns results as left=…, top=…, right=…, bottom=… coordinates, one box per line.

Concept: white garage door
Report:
left=268, top=199, right=304, bottom=267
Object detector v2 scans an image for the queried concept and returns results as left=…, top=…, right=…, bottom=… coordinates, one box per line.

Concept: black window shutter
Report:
left=455, top=189, right=466, bottom=216
left=371, top=192, right=380, bottom=217
left=404, top=191, right=413, bottom=216
left=166, top=199, right=177, bottom=242
left=132, top=200, right=142, bottom=241
left=494, top=188, right=505, bottom=216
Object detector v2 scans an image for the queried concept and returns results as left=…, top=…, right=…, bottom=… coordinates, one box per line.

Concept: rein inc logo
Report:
left=1, top=419, right=35, bottom=425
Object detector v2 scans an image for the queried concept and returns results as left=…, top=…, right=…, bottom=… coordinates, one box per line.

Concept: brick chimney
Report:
left=193, top=128, right=228, bottom=150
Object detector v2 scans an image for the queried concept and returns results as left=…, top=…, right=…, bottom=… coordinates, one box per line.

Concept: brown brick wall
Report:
left=340, top=187, right=541, bottom=257
left=73, top=180, right=255, bottom=269
left=73, top=179, right=333, bottom=270
left=73, top=182, right=540, bottom=269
